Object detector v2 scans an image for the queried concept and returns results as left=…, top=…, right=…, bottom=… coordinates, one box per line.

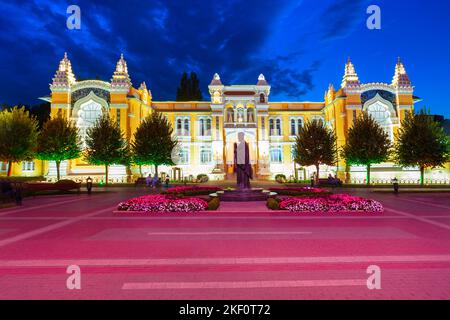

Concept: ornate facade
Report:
left=3, top=54, right=449, bottom=184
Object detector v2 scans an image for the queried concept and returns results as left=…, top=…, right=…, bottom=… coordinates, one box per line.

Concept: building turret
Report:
left=111, top=54, right=132, bottom=90
left=392, top=57, right=412, bottom=89
left=50, top=52, right=76, bottom=91
left=341, top=57, right=361, bottom=91
left=209, top=73, right=224, bottom=104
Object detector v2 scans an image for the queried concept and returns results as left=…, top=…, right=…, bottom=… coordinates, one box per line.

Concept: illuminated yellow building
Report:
left=2, top=53, right=449, bottom=184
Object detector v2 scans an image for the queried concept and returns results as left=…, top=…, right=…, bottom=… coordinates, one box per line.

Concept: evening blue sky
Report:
left=0, top=0, right=449, bottom=117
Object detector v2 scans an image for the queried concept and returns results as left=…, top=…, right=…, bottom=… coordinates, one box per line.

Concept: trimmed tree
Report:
left=293, top=120, right=337, bottom=183
left=176, top=72, right=203, bottom=101
left=0, top=107, right=39, bottom=176
left=131, top=111, right=178, bottom=177
left=36, top=115, right=81, bottom=181
left=341, top=113, right=391, bottom=185
left=393, top=110, right=450, bottom=186
left=84, top=114, right=129, bottom=185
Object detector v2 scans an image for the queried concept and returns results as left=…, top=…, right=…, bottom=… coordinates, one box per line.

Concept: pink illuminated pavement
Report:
left=0, top=188, right=450, bottom=300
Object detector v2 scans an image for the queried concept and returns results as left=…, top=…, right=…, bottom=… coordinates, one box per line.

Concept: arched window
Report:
left=297, top=119, right=303, bottom=134
left=198, top=117, right=212, bottom=136
left=184, top=118, right=190, bottom=136
left=290, top=119, right=296, bottom=136
left=176, top=119, right=182, bottom=135
left=367, top=102, right=393, bottom=141
left=237, top=108, right=245, bottom=123
left=260, top=93, right=265, bottom=103
left=206, top=118, right=212, bottom=135
left=199, top=118, right=205, bottom=136
left=76, top=100, right=103, bottom=148
left=247, top=108, right=255, bottom=123
left=276, top=119, right=281, bottom=136
left=226, top=108, right=234, bottom=123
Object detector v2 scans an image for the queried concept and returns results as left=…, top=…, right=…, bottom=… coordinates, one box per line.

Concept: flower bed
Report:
left=165, top=186, right=222, bottom=196
left=117, top=194, right=208, bottom=212
left=269, top=187, right=331, bottom=197
left=278, top=194, right=384, bottom=213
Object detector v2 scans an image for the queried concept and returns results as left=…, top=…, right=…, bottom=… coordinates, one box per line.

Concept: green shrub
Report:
left=267, top=197, right=280, bottom=210
left=275, top=174, right=287, bottom=184
left=207, top=197, right=220, bottom=211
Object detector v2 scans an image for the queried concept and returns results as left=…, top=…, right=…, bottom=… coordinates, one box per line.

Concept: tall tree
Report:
left=393, top=110, right=450, bottom=186
left=341, top=113, right=391, bottom=185
left=0, top=107, right=39, bottom=176
left=176, top=72, right=203, bottom=101
left=293, top=120, right=337, bottom=182
left=84, top=114, right=129, bottom=185
left=131, top=111, right=177, bottom=177
left=36, top=115, right=81, bottom=181
left=189, top=72, right=203, bottom=101
left=176, top=72, right=189, bottom=101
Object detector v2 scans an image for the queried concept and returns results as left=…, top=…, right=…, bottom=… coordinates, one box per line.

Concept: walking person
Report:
left=145, top=174, right=152, bottom=188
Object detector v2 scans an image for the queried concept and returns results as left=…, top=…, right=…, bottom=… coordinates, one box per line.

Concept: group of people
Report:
left=309, top=173, right=343, bottom=187
left=145, top=174, right=170, bottom=189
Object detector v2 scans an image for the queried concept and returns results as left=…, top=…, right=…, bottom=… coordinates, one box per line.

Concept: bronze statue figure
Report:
left=234, top=132, right=253, bottom=189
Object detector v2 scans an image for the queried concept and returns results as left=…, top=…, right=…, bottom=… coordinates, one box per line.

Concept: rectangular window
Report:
left=116, top=109, right=121, bottom=128
left=22, top=161, right=35, bottom=172
left=353, top=110, right=357, bottom=121
left=0, top=162, right=7, bottom=172
left=179, top=147, right=189, bottom=164
left=200, top=146, right=212, bottom=164
left=270, top=146, right=283, bottom=164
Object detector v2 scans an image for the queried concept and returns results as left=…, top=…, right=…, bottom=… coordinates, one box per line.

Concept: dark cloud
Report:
left=319, top=0, right=370, bottom=41
left=0, top=0, right=368, bottom=105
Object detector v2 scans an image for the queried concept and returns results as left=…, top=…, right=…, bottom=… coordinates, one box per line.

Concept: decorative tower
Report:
left=209, top=73, right=224, bottom=105
left=256, top=74, right=270, bottom=105
left=111, top=54, right=132, bottom=90
left=341, top=57, right=361, bottom=91
left=392, top=57, right=414, bottom=123
left=392, top=57, right=412, bottom=90
left=50, top=52, right=76, bottom=91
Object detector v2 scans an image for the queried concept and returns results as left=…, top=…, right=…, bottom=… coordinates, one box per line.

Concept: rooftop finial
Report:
left=257, top=73, right=269, bottom=85
left=210, top=73, right=223, bottom=86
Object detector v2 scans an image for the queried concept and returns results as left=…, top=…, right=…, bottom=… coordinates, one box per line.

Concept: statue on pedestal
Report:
left=234, top=132, right=253, bottom=189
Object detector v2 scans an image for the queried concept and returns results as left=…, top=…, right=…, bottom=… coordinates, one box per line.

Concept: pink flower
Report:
left=118, top=194, right=208, bottom=213
left=279, top=194, right=383, bottom=213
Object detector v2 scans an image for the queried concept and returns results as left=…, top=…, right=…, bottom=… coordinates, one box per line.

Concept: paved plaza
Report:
left=0, top=188, right=449, bottom=299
